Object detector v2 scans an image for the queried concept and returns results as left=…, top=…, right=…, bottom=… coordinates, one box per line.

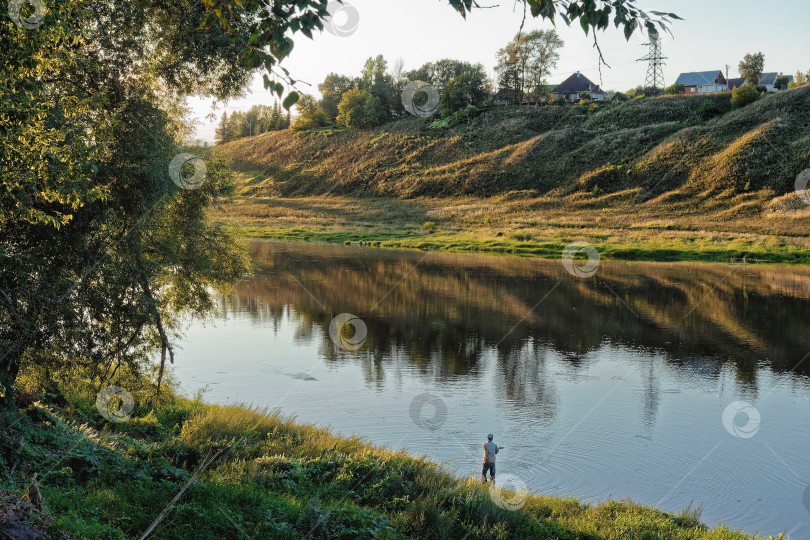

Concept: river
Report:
left=171, top=240, right=810, bottom=538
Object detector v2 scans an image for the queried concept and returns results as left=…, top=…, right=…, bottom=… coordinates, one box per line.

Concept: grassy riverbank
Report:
left=216, top=191, right=810, bottom=263
left=212, top=87, right=810, bottom=264
left=0, top=372, right=786, bottom=539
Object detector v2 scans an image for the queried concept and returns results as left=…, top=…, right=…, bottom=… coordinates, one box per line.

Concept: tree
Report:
left=496, top=30, right=564, bottom=105
left=1, top=0, right=252, bottom=395
left=524, top=30, right=564, bottom=101
left=337, top=89, right=386, bottom=129
left=215, top=112, right=233, bottom=144
left=439, top=73, right=485, bottom=117
left=773, top=75, right=790, bottom=91
left=739, top=52, right=765, bottom=86
left=319, top=73, right=358, bottom=122
left=360, top=55, right=399, bottom=118
left=731, top=83, right=760, bottom=109
left=291, top=94, right=329, bottom=131
left=665, top=83, right=685, bottom=95
left=242, top=106, right=261, bottom=137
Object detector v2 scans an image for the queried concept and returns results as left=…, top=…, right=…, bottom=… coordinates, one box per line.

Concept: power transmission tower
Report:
left=637, top=37, right=667, bottom=95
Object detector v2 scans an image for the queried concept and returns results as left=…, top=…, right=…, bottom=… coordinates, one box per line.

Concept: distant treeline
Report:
left=215, top=102, right=291, bottom=144
left=216, top=40, right=810, bottom=142
left=215, top=31, right=570, bottom=140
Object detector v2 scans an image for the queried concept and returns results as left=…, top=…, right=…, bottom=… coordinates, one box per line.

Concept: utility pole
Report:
left=637, top=37, right=667, bottom=95
left=726, top=64, right=730, bottom=90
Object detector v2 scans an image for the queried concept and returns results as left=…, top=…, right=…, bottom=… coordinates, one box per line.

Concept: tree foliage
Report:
left=361, top=55, right=401, bottom=117
left=665, top=83, right=685, bottom=95
left=291, top=94, right=329, bottom=131
left=1, top=0, right=251, bottom=391
left=496, top=30, right=564, bottom=104
left=319, top=73, right=360, bottom=122
left=731, top=83, right=761, bottom=109
left=336, top=89, right=386, bottom=129
left=739, top=52, right=765, bottom=86
left=773, top=75, right=790, bottom=91
left=216, top=103, right=290, bottom=144
left=439, top=72, right=488, bottom=117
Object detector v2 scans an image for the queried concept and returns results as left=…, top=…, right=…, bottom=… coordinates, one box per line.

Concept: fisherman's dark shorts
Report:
left=482, top=462, right=495, bottom=478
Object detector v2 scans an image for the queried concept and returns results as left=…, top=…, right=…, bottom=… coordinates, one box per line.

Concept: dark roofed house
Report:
left=553, top=72, right=608, bottom=102
left=674, top=70, right=727, bottom=95
left=727, top=77, right=747, bottom=90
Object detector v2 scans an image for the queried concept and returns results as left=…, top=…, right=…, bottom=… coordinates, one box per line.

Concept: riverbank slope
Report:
left=213, top=87, right=810, bottom=263
left=0, top=375, right=782, bottom=539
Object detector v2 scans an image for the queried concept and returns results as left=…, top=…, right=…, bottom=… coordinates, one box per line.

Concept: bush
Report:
left=612, top=92, right=628, bottom=102
left=429, top=105, right=481, bottom=129
left=731, top=83, right=760, bottom=109
left=554, top=95, right=567, bottom=106
left=666, top=83, right=686, bottom=95
left=336, top=88, right=385, bottom=129
left=290, top=108, right=329, bottom=132
left=698, top=98, right=729, bottom=120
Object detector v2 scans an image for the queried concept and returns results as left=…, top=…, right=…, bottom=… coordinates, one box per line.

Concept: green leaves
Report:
left=624, top=19, right=637, bottom=40
left=282, top=91, right=299, bottom=110
left=544, top=0, right=675, bottom=41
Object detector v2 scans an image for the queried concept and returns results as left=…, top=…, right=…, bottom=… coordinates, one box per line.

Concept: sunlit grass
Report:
left=1, top=369, right=787, bottom=538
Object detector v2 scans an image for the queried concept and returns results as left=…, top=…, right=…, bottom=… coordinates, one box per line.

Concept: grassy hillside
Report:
left=0, top=372, right=788, bottom=539
left=213, top=88, right=810, bottom=263
left=221, top=89, right=809, bottom=199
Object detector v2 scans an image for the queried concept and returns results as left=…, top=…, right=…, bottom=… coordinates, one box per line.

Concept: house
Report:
left=727, top=77, right=747, bottom=90
left=553, top=72, right=609, bottom=102
left=759, top=72, right=792, bottom=92
left=675, top=70, right=728, bottom=94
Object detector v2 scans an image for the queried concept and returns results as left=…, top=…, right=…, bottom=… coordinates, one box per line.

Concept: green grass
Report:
left=234, top=224, right=810, bottom=264
left=0, top=370, right=788, bottom=539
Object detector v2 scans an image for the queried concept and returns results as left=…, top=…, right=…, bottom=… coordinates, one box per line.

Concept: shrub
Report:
left=290, top=108, right=329, bottom=132
left=429, top=105, right=480, bottom=129
left=612, top=92, right=628, bottom=102
left=336, top=88, right=385, bottom=129
left=666, top=83, right=686, bottom=95
left=731, top=83, right=760, bottom=109
left=554, top=95, right=567, bottom=106
left=698, top=98, right=729, bottom=120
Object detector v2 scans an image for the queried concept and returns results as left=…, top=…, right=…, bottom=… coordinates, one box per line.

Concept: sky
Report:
left=187, top=0, right=810, bottom=143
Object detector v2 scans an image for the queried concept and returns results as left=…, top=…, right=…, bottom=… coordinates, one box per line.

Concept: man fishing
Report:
left=481, top=433, right=504, bottom=483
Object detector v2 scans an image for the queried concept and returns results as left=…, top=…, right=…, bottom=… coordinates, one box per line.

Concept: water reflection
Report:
left=224, top=240, right=810, bottom=397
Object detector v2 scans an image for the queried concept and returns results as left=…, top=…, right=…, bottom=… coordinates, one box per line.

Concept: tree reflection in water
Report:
left=218, top=241, right=810, bottom=416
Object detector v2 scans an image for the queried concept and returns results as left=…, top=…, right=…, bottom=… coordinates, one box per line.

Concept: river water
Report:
left=172, top=240, right=810, bottom=538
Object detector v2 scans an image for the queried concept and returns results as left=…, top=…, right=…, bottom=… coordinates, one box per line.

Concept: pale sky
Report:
left=188, top=0, right=810, bottom=143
